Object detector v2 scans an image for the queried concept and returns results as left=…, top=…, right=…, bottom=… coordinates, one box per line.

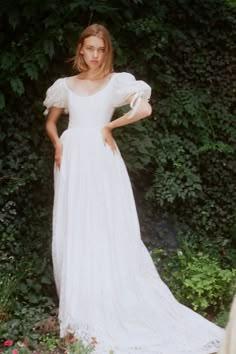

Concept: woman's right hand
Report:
left=101, top=125, right=117, bottom=153
left=54, top=141, right=63, bottom=169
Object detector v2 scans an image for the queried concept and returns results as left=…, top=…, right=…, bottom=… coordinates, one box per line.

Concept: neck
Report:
left=79, top=69, right=102, bottom=80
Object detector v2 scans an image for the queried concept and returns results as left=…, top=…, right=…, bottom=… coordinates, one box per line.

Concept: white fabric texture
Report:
left=111, top=72, right=151, bottom=110
left=218, top=295, right=236, bottom=354
left=43, top=78, right=69, bottom=115
left=44, top=72, right=224, bottom=354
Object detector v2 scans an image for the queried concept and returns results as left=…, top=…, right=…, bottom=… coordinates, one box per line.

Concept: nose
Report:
left=93, top=50, right=98, bottom=58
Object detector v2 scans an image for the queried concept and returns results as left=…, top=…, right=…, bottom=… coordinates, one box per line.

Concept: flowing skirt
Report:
left=52, top=127, right=223, bottom=354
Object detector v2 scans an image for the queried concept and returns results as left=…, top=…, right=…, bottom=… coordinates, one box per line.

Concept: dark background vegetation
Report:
left=0, top=0, right=236, bottom=347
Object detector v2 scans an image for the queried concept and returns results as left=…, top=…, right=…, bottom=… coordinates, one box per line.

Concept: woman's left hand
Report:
left=101, top=125, right=117, bottom=153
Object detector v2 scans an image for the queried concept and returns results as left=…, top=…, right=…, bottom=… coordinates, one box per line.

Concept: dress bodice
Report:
left=43, top=72, right=152, bottom=131
left=64, top=76, right=116, bottom=130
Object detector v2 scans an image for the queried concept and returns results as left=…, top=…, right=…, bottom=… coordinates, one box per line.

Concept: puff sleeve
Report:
left=43, top=78, right=68, bottom=115
left=112, top=72, right=151, bottom=119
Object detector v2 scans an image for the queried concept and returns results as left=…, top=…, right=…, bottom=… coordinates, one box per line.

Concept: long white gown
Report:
left=43, top=72, right=224, bottom=354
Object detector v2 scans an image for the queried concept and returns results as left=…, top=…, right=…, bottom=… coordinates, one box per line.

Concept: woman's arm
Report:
left=46, top=107, right=64, bottom=168
left=101, top=98, right=152, bottom=153
left=109, top=98, right=152, bottom=130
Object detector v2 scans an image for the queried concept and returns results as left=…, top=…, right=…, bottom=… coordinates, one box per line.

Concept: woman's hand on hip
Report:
left=101, top=126, right=117, bottom=153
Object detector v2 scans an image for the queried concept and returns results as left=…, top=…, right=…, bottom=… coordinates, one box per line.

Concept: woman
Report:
left=44, top=23, right=223, bottom=354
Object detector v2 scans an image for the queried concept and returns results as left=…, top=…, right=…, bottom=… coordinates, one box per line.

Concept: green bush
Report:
left=0, top=274, right=17, bottom=322
left=1, top=341, right=31, bottom=354
left=173, top=253, right=236, bottom=313
left=152, top=238, right=236, bottom=319
left=0, top=256, right=56, bottom=343
left=39, top=333, right=60, bottom=352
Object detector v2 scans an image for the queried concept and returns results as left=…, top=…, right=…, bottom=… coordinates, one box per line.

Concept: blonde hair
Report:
left=73, top=24, right=113, bottom=78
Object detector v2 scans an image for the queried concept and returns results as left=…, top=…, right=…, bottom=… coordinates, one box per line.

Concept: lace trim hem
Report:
left=59, top=319, right=221, bottom=354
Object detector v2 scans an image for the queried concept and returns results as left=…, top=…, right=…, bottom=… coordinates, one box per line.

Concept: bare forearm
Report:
left=107, top=101, right=152, bottom=130
left=46, top=121, right=61, bottom=147
left=45, top=107, right=64, bottom=147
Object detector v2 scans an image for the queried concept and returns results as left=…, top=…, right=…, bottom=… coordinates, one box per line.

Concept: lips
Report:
left=91, top=60, right=98, bottom=63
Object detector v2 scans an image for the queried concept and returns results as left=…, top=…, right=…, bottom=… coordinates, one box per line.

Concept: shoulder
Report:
left=43, top=77, right=69, bottom=114
left=112, top=71, right=151, bottom=91
left=46, top=77, right=67, bottom=93
left=65, top=75, right=77, bottom=84
left=51, top=77, right=66, bottom=85
left=111, top=71, right=152, bottom=108
left=113, top=72, right=136, bottom=83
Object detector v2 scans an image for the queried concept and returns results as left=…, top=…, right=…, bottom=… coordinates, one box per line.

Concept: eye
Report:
left=99, top=48, right=105, bottom=53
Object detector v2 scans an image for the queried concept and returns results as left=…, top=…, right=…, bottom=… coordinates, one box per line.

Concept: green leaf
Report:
left=10, top=77, right=25, bottom=95
left=43, top=39, right=55, bottom=58
left=23, top=62, right=39, bottom=80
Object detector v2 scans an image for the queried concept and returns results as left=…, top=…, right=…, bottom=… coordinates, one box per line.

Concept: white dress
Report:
left=43, top=72, right=224, bottom=354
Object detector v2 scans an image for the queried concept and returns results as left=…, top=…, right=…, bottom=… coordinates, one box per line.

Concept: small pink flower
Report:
left=12, top=350, right=19, bottom=354
left=23, top=342, right=28, bottom=347
left=91, top=337, right=98, bottom=345
left=69, top=337, right=77, bottom=343
left=4, top=340, right=13, bottom=346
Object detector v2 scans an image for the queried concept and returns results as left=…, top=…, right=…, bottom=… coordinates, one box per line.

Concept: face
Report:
left=80, top=36, right=105, bottom=70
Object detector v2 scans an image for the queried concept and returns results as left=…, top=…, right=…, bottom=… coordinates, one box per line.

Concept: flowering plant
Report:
left=64, top=336, right=97, bottom=354
left=2, top=341, right=31, bottom=354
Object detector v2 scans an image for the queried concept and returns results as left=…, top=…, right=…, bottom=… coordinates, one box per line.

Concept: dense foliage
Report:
left=151, top=237, right=236, bottom=325
left=0, top=0, right=236, bottom=345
